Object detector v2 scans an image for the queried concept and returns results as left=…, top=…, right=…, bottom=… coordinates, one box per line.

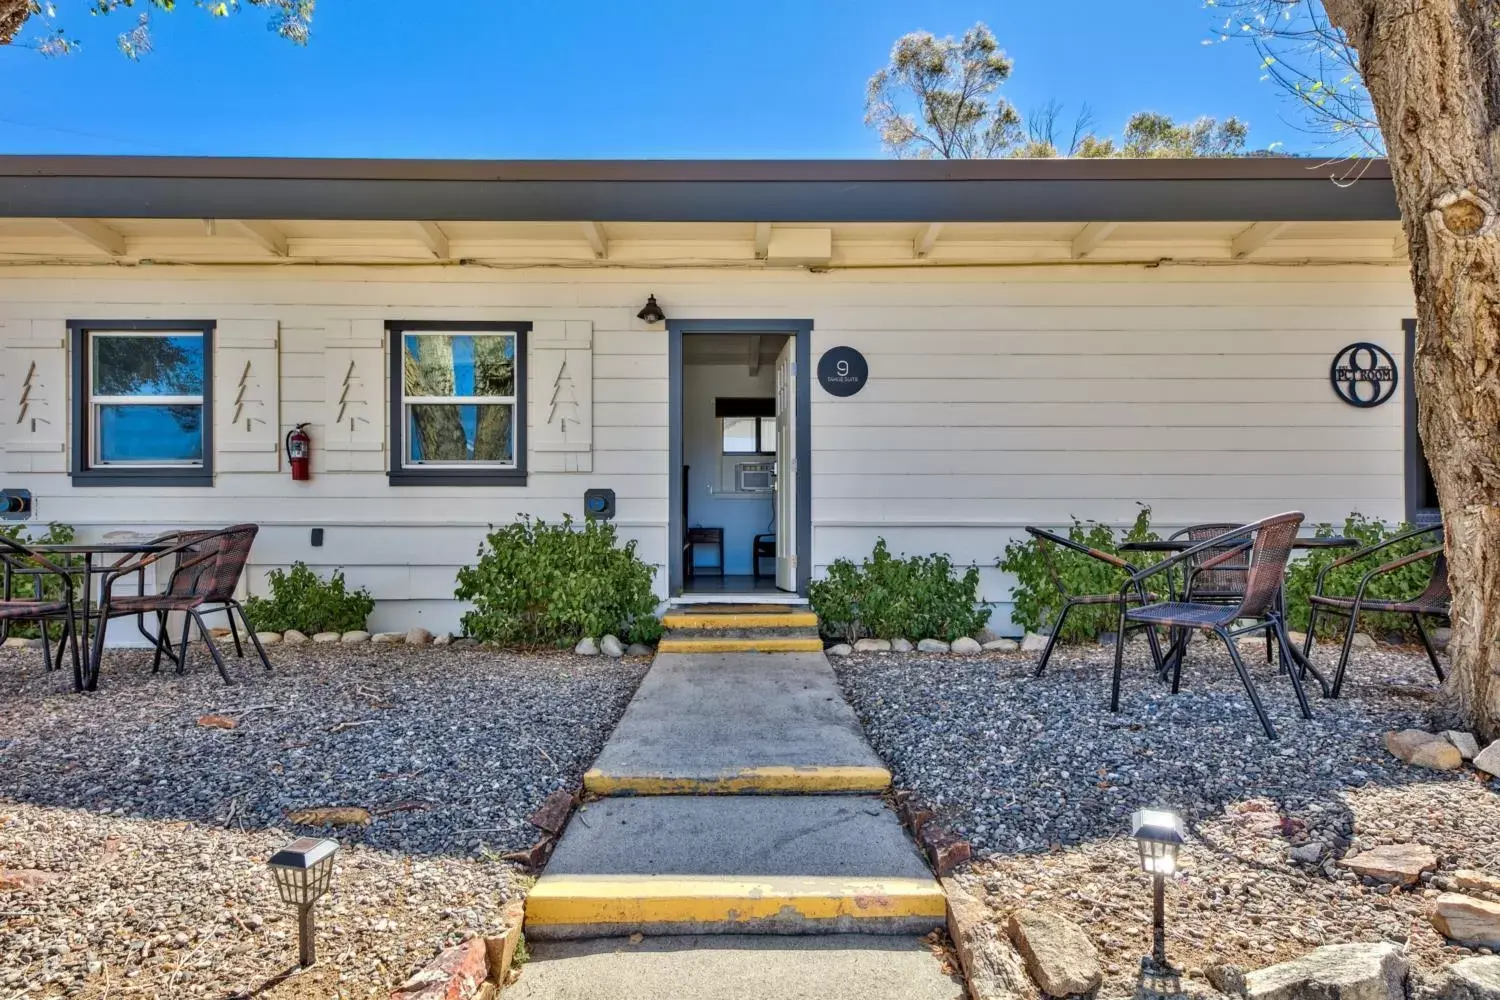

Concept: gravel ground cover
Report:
left=833, top=640, right=1500, bottom=995
left=0, top=643, right=648, bottom=998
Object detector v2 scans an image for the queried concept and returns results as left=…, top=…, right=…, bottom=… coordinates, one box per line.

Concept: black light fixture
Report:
left=1130, top=808, right=1185, bottom=974
left=637, top=293, right=666, bottom=324
left=268, top=837, right=339, bottom=968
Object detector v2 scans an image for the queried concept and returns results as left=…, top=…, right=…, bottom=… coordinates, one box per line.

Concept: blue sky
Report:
left=0, top=1, right=1309, bottom=158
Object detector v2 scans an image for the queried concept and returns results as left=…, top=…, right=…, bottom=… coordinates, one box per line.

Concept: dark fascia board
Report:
left=0, top=156, right=1398, bottom=223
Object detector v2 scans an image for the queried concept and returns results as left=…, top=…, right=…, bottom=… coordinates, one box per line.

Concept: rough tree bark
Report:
left=0, top=0, right=34, bottom=46
left=1323, top=0, right=1500, bottom=740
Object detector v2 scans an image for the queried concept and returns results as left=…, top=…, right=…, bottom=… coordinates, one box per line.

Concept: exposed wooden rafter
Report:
left=754, top=222, right=771, bottom=260
left=914, top=223, right=943, bottom=258
left=581, top=221, right=608, bottom=259
left=412, top=222, right=450, bottom=259
left=54, top=218, right=125, bottom=256
left=222, top=220, right=288, bottom=257
left=1070, top=221, right=1119, bottom=259
left=1231, top=221, right=1290, bottom=259
left=748, top=335, right=762, bottom=376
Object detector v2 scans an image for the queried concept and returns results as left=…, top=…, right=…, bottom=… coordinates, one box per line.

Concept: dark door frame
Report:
left=667, top=318, right=813, bottom=596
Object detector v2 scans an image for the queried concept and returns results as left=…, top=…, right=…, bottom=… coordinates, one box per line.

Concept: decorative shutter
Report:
left=214, top=319, right=281, bottom=473
left=529, top=320, right=593, bottom=473
left=0, top=320, right=68, bottom=473
left=322, top=319, right=386, bottom=472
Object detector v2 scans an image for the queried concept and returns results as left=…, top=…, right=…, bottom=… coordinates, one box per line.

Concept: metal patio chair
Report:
left=1168, top=522, right=1276, bottom=665
left=1111, top=512, right=1310, bottom=740
left=0, top=535, right=80, bottom=686
left=93, top=524, right=270, bottom=684
left=1023, top=526, right=1163, bottom=675
left=1302, top=524, right=1448, bottom=697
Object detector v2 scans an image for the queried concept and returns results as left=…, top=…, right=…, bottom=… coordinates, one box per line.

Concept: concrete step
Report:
left=584, top=652, right=891, bottom=795
left=661, top=610, right=820, bottom=630
left=657, top=635, right=825, bottom=654
left=505, top=935, right=967, bottom=1000
left=525, top=796, right=945, bottom=939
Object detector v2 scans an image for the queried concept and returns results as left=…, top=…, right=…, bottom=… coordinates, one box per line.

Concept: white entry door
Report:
left=774, top=339, right=797, bottom=591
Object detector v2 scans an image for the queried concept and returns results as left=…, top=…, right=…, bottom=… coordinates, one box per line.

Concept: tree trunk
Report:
left=1324, top=0, right=1500, bottom=740
left=0, top=0, right=34, bottom=46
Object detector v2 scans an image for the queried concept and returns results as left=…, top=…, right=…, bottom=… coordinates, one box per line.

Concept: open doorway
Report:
left=668, top=320, right=811, bottom=598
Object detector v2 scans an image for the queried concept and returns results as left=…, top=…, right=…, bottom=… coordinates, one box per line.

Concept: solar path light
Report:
left=268, top=837, right=338, bottom=968
left=1130, top=808, right=1185, bottom=974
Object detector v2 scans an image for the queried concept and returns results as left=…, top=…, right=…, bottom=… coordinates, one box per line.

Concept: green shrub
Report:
left=243, top=562, right=374, bottom=635
left=998, top=505, right=1158, bottom=643
left=0, top=521, right=76, bottom=639
left=454, top=515, right=663, bottom=646
left=809, top=538, right=990, bottom=643
left=1282, top=513, right=1437, bottom=640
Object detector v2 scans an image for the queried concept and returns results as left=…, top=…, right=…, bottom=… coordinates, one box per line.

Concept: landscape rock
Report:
left=1432, top=893, right=1500, bottom=950
left=1432, top=626, right=1452, bottom=651
left=600, top=634, right=624, bottom=658
left=1243, top=942, right=1406, bottom=1000
left=943, top=878, right=1032, bottom=1000
left=1475, top=741, right=1500, bottom=778
left=371, top=632, right=405, bottom=644
left=890, top=638, right=914, bottom=653
left=625, top=643, right=654, bottom=656
left=312, top=631, right=341, bottom=643
left=390, top=938, right=488, bottom=1000
left=974, top=627, right=1003, bottom=645
left=527, top=789, right=575, bottom=836
left=854, top=638, right=892, bottom=653
left=1453, top=870, right=1500, bottom=895
left=1338, top=843, right=1438, bottom=886
left=1289, top=842, right=1325, bottom=865
left=1020, top=632, right=1049, bottom=654
left=286, top=806, right=373, bottom=828
left=983, top=639, right=1020, bottom=653
left=341, top=630, right=370, bottom=643
left=1437, top=956, right=1500, bottom=1000
left=917, top=638, right=950, bottom=653
left=826, top=643, right=853, bottom=657
left=484, top=900, right=527, bottom=993
left=1443, top=731, right=1481, bottom=761
left=951, top=637, right=983, bottom=655
left=405, top=627, right=433, bottom=645
left=0, top=869, right=58, bottom=892
left=255, top=631, right=282, bottom=646
left=1005, top=909, right=1103, bottom=997
left=1386, top=729, right=1464, bottom=770
left=574, top=637, right=599, bottom=656
left=1350, top=632, right=1377, bottom=650
left=432, top=633, right=452, bottom=646
left=282, top=629, right=308, bottom=646
left=2, top=636, right=38, bottom=649
left=1207, top=964, right=1248, bottom=996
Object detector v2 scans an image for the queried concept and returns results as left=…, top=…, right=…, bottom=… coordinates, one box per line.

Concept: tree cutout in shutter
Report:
left=548, top=357, right=581, bottom=435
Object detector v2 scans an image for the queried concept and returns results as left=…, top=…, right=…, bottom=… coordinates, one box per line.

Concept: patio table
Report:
left=31, top=541, right=171, bottom=692
left=1119, top=535, right=1357, bottom=697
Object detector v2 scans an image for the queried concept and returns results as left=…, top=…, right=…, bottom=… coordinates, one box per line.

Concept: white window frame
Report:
left=399, top=329, right=519, bottom=470
left=720, top=415, right=776, bottom=457
left=88, top=328, right=208, bottom=469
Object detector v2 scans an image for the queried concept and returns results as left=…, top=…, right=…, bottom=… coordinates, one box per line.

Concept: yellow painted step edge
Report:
left=583, top=764, right=892, bottom=796
left=662, top=612, right=820, bottom=629
left=657, top=637, right=824, bottom=653
left=525, top=875, right=947, bottom=928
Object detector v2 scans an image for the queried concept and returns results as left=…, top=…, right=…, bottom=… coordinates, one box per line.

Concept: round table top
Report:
left=29, top=541, right=170, bottom=555
left=1119, top=536, right=1357, bottom=552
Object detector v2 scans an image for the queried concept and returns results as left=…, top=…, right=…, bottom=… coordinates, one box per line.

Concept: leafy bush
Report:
left=998, top=505, right=1158, bottom=643
left=454, top=515, right=663, bottom=646
left=809, top=539, right=990, bottom=642
left=0, top=521, right=76, bottom=639
left=1282, top=513, right=1438, bottom=640
left=243, top=562, right=374, bottom=635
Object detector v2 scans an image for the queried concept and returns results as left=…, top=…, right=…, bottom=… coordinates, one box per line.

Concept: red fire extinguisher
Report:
left=286, top=423, right=311, bottom=481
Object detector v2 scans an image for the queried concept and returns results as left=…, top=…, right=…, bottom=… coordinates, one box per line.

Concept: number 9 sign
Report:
left=817, top=347, right=869, bottom=397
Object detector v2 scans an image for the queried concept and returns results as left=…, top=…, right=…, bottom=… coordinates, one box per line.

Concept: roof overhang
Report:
left=0, top=156, right=1398, bottom=223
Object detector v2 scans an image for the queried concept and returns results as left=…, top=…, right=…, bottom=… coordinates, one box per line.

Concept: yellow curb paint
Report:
left=657, top=637, right=824, bottom=654
left=661, top=612, right=820, bottom=630
left=524, top=875, right=947, bottom=929
left=583, top=765, right=892, bottom=796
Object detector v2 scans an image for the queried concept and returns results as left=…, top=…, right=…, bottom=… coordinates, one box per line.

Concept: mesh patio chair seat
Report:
left=1023, top=526, right=1163, bottom=675
left=1302, top=524, right=1448, bottom=697
left=0, top=536, right=81, bottom=686
left=1168, top=522, right=1276, bottom=665
left=1111, top=512, right=1311, bottom=740
left=94, top=524, right=270, bottom=684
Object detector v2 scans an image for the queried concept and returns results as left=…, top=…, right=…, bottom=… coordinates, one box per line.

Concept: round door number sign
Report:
left=818, top=347, right=868, bottom=397
left=1330, top=342, right=1398, bottom=408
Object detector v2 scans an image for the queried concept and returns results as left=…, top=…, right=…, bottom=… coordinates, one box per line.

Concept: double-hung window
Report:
left=717, top=398, right=776, bottom=456
left=388, top=321, right=529, bottom=485
left=69, top=320, right=214, bottom=486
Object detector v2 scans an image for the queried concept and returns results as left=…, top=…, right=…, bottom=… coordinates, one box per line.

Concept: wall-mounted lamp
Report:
left=637, top=294, right=666, bottom=325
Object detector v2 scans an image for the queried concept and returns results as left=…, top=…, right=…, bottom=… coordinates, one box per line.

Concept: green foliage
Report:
left=809, top=539, right=990, bottom=643
left=0, top=521, right=76, bottom=639
left=243, top=562, right=373, bottom=635
left=10, top=1, right=314, bottom=57
left=454, top=515, right=663, bottom=647
left=998, top=506, right=1158, bottom=643
left=1282, top=514, right=1438, bottom=640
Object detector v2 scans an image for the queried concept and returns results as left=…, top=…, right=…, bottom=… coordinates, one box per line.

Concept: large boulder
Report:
left=1443, top=731, right=1481, bottom=761
left=1338, top=843, right=1438, bottom=886
left=942, top=879, right=1032, bottom=1000
left=917, top=638, right=950, bottom=653
left=1020, top=632, right=1049, bottom=654
left=1475, top=741, right=1500, bottom=778
left=1385, top=729, right=1464, bottom=771
left=853, top=638, right=891, bottom=653
left=1243, top=942, right=1406, bottom=1000
left=1436, top=957, right=1500, bottom=1000
left=599, top=634, right=624, bottom=658
left=1432, top=893, right=1500, bottom=950
left=951, top=636, right=983, bottom=655
left=1005, top=909, right=1102, bottom=998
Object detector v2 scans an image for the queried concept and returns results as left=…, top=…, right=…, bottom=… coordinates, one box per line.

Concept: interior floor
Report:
left=679, top=574, right=785, bottom=596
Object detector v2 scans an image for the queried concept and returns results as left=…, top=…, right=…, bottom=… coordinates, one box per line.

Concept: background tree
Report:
left=0, top=0, right=312, bottom=57
left=1223, top=0, right=1499, bottom=739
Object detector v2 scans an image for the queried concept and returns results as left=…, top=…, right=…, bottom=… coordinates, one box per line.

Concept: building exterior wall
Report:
left=0, top=263, right=1416, bottom=635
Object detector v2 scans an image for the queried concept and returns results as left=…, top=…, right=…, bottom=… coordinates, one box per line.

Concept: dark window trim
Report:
left=68, top=319, right=215, bottom=488
left=1403, top=318, right=1441, bottom=524
left=387, top=320, right=530, bottom=487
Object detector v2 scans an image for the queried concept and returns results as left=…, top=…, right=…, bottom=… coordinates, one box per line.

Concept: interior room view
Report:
left=681, top=332, right=790, bottom=594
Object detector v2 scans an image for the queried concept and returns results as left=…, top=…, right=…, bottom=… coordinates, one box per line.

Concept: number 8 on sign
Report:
left=1329, top=342, right=1398, bottom=408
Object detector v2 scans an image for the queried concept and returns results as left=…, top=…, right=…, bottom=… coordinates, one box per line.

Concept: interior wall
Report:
left=683, top=356, right=778, bottom=576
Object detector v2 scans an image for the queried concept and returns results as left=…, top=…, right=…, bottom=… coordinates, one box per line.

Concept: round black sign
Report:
left=817, top=347, right=868, bottom=397
left=1330, top=342, right=1398, bottom=408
